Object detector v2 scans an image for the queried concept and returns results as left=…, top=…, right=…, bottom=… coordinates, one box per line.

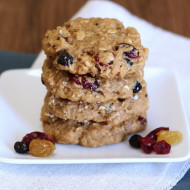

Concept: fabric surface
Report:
left=1, top=0, right=190, bottom=189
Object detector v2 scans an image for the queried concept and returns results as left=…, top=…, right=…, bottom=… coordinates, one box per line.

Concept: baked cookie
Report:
left=44, top=84, right=148, bottom=125
left=42, top=17, right=148, bottom=79
left=41, top=106, right=147, bottom=147
left=42, top=58, right=144, bottom=103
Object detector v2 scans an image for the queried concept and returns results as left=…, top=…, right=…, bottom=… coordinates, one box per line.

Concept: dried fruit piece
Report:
left=70, top=74, right=99, bottom=91
left=153, top=140, right=171, bottom=154
left=22, top=131, right=54, bottom=146
left=141, top=144, right=153, bottom=154
left=129, top=134, right=142, bottom=148
left=138, top=116, right=147, bottom=125
left=116, top=43, right=139, bottom=67
left=70, top=75, right=81, bottom=85
left=146, top=127, right=169, bottom=140
left=94, top=51, right=114, bottom=67
left=133, top=81, right=142, bottom=93
left=14, top=141, right=29, bottom=154
left=29, top=139, right=55, bottom=157
left=157, top=131, right=183, bottom=145
left=139, top=137, right=156, bottom=154
left=57, top=52, right=73, bottom=66
left=125, top=58, right=133, bottom=66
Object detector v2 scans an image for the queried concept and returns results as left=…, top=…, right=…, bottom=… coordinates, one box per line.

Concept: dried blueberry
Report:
left=57, top=52, right=73, bottom=66
left=133, top=81, right=142, bottom=93
left=14, top=141, right=29, bottom=154
left=125, top=58, right=133, bottom=66
left=129, top=134, right=142, bottom=148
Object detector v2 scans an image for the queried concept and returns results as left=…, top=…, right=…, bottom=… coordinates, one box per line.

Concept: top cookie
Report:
left=42, top=17, right=148, bottom=79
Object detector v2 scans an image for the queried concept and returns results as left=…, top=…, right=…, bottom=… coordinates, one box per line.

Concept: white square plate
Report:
left=0, top=67, right=190, bottom=164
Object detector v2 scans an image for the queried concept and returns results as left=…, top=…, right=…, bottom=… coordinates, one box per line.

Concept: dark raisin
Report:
left=22, top=131, right=54, bottom=146
left=146, top=127, right=169, bottom=140
left=125, top=58, right=133, bottom=66
left=138, top=116, right=147, bottom=125
left=153, top=140, right=171, bottom=154
left=95, top=23, right=99, bottom=26
left=14, top=141, right=29, bottom=153
left=57, top=37, right=60, bottom=40
left=129, top=134, right=142, bottom=148
left=118, top=98, right=125, bottom=102
left=133, top=81, right=142, bottom=93
left=57, top=52, right=73, bottom=66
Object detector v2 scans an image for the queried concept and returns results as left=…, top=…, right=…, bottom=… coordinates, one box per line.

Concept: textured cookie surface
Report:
left=42, top=58, right=144, bottom=103
left=41, top=106, right=147, bottom=147
left=42, top=17, right=148, bottom=79
left=44, top=84, right=148, bottom=125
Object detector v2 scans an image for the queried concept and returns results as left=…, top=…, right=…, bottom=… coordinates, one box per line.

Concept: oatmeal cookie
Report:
left=42, top=58, right=144, bottom=103
left=41, top=106, right=147, bottom=147
left=42, top=17, right=148, bottom=79
left=44, top=84, right=148, bottom=125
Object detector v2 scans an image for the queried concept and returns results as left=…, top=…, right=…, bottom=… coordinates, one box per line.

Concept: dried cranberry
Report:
left=14, top=141, right=29, bottom=154
left=70, top=75, right=81, bottom=85
left=138, top=116, right=147, bottom=125
left=116, top=43, right=139, bottom=59
left=140, top=137, right=156, bottom=154
left=129, top=134, right=142, bottom=148
left=70, top=74, right=99, bottom=91
left=94, top=51, right=114, bottom=67
left=22, top=131, right=54, bottom=146
left=133, top=81, right=142, bottom=93
left=153, top=140, right=171, bottom=154
left=57, top=52, right=73, bottom=66
left=141, top=144, right=153, bottom=154
left=82, top=76, right=99, bottom=91
left=146, top=127, right=169, bottom=140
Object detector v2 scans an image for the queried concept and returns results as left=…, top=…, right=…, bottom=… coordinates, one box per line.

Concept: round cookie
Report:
left=44, top=84, right=148, bottom=125
left=41, top=58, right=144, bottom=103
left=41, top=106, right=147, bottom=147
left=42, top=17, right=149, bottom=79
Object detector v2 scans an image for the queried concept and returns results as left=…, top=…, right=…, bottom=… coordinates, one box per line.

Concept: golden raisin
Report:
left=29, top=139, right=55, bottom=157
left=157, top=131, right=183, bottom=145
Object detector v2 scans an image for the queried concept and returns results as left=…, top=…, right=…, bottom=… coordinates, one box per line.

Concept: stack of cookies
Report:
left=41, top=18, right=149, bottom=147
